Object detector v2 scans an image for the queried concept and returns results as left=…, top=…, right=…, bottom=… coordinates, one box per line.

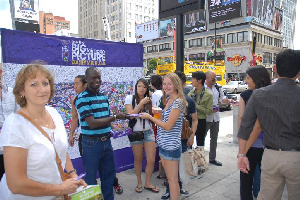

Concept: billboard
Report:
left=14, top=0, right=39, bottom=21
left=272, top=7, right=283, bottom=31
left=184, top=10, right=206, bottom=34
left=159, top=18, right=175, bottom=37
left=15, top=21, right=40, bottom=32
left=251, top=0, right=275, bottom=29
left=159, top=0, right=204, bottom=19
left=136, top=20, right=159, bottom=42
left=209, top=0, right=241, bottom=23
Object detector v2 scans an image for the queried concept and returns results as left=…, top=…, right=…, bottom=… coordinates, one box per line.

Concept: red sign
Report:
left=227, top=54, right=246, bottom=66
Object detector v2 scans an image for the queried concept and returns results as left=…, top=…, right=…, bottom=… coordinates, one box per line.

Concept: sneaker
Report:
left=161, top=192, right=170, bottom=199
left=180, top=189, right=189, bottom=196
left=114, top=184, right=123, bottom=195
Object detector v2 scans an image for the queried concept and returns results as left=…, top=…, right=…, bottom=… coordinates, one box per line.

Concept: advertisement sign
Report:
left=272, top=7, right=283, bottom=31
left=1, top=28, right=144, bottom=173
left=136, top=20, right=159, bottom=42
left=159, top=18, right=175, bottom=37
left=209, top=0, right=241, bottom=23
left=184, top=10, right=206, bottom=34
left=14, top=0, right=39, bottom=21
left=227, top=54, right=246, bottom=66
left=251, top=0, right=275, bottom=29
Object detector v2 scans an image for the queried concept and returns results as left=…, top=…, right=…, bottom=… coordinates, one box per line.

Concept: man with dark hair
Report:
left=238, top=49, right=300, bottom=199
left=188, top=71, right=213, bottom=147
left=160, top=71, right=198, bottom=199
left=75, top=67, right=129, bottom=200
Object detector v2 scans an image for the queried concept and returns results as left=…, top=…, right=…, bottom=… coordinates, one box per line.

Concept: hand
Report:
left=68, top=135, right=74, bottom=147
left=140, top=96, right=151, bottom=105
left=59, top=178, right=81, bottom=195
left=140, top=112, right=151, bottom=120
left=237, top=156, right=250, bottom=174
left=77, top=179, right=87, bottom=188
left=187, top=135, right=194, bottom=146
left=116, top=113, right=130, bottom=120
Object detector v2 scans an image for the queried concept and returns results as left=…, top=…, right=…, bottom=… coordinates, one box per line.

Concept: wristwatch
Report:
left=237, top=154, right=246, bottom=158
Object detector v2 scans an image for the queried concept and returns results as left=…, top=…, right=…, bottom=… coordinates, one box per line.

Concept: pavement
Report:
left=113, top=109, right=288, bottom=200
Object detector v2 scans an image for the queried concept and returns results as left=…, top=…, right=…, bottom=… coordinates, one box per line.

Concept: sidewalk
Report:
left=114, top=114, right=288, bottom=200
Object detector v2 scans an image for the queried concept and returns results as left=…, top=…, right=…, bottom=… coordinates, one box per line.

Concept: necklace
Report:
left=25, top=108, right=50, bottom=128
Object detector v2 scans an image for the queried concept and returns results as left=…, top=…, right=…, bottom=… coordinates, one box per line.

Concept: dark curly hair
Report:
left=150, top=75, right=162, bottom=90
left=246, top=65, right=271, bottom=89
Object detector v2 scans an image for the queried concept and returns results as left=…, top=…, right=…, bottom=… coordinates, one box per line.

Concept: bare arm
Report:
left=238, top=97, right=246, bottom=128
left=69, top=98, right=78, bottom=146
left=140, top=108, right=180, bottom=131
left=245, top=119, right=262, bottom=153
left=4, top=147, right=82, bottom=197
left=187, top=112, right=198, bottom=146
left=85, top=113, right=129, bottom=129
left=125, top=96, right=150, bottom=114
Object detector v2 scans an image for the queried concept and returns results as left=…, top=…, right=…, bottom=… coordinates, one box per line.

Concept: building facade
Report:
left=39, top=11, right=70, bottom=35
left=78, top=0, right=158, bottom=42
left=143, top=0, right=286, bottom=79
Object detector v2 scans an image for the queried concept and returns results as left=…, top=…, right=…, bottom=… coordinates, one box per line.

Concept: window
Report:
left=129, top=32, right=131, bottom=37
left=227, top=33, right=236, bottom=43
left=147, top=45, right=158, bottom=53
left=128, top=22, right=131, bottom=29
left=237, top=31, right=248, bottom=42
left=189, top=38, right=202, bottom=48
left=263, top=52, right=272, bottom=64
left=159, top=43, right=171, bottom=51
left=188, top=53, right=205, bottom=62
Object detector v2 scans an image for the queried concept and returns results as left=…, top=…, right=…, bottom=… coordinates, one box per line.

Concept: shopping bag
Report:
left=184, top=150, right=199, bottom=177
left=179, top=153, right=192, bottom=184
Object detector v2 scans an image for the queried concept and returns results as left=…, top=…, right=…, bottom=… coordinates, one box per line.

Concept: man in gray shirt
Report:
left=237, top=49, right=300, bottom=200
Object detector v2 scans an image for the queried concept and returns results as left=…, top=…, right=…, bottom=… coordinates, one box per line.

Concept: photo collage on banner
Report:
left=251, top=0, right=275, bottom=29
left=184, top=10, right=206, bottom=34
left=1, top=28, right=143, bottom=172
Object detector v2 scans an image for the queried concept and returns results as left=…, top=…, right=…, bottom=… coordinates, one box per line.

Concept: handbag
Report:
left=181, top=117, right=193, bottom=140
left=17, top=111, right=70, bottom=200
left=128, top=118, right=145, bottom=142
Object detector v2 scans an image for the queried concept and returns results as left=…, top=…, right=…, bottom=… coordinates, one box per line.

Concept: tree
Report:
left=148, top=58, right=158, bottom=74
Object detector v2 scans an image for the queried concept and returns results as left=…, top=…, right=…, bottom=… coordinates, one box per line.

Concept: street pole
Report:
left=214, top=22, right=217, bottom=66
left=176, top=14, right=184, bottom=72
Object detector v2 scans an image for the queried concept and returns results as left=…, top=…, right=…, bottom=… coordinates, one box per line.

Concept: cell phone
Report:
left=75, top=173, right=86, bottom=181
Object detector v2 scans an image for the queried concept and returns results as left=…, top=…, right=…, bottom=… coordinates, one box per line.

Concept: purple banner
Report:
left=1, top=29, right=143, bottom=67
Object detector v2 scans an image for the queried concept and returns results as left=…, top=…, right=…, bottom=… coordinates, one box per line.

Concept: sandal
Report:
left=135, top=186, right=143, bottom=193
left=156, top=175, right=166, bottom=179
left=144, top=186, right=159, bottom=193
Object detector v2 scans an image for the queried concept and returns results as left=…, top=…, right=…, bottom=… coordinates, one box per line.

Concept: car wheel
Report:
left=233, top=88, right=237, bottom=94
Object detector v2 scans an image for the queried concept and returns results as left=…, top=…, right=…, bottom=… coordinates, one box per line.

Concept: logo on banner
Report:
left=227, top=54, right=246, bottom=66
left=62, top=41, right=69, bottom=62
left=71, top=41, right=106, bottom=66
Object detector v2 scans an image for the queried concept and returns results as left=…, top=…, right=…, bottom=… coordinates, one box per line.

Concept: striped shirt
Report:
left=157, top=98, right=184, bottom=151
left=75, top=87, right=111, bottom=135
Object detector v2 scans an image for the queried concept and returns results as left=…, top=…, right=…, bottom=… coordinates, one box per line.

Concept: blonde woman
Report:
left=140, top=73, right=186, bottom=200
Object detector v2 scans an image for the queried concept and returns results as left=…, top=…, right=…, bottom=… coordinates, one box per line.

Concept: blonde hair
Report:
left=13, top=62, right=55, bottom=107
left=162, top=73, right=187, bottom=113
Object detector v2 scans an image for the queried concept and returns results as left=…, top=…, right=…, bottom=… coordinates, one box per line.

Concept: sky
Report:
left=0, top=0, right=299, bottom=48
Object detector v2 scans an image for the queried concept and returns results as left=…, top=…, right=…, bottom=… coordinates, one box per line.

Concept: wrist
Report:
left=237, top=154, right=246, bottom=158
left=68, top=169, right=77, bottom=175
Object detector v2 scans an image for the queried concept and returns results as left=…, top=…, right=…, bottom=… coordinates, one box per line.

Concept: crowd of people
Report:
left=0, top=49, right=299, bottom=200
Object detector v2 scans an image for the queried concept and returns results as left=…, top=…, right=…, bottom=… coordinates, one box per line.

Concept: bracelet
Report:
left=237, top=154, right=246, bottom=158
left=68, top=169, right=77, bottom=174
left=114, top=115, right=117, bottom=121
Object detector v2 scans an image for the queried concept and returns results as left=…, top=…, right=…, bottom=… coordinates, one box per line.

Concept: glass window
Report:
left=227, top=33, right=236, bottom=43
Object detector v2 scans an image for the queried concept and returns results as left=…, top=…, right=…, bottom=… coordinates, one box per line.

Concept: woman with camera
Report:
left=124, top=78, right=159, bottom=193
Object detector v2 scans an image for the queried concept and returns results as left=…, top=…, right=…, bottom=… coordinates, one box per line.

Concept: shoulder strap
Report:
left=132, top=95, right=135, bottom=109
left=17, top=111, right=68, bottom=183
left=199, top=87, right=206, bottom=101
left=214, top=83, right=221, bottom=98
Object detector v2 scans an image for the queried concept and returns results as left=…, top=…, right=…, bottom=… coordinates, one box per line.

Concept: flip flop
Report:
left=144, top=186, right=159, bottom=193
left=135, top=186, right=143, bottom=193
left=156, top=175, right=166, bottom=179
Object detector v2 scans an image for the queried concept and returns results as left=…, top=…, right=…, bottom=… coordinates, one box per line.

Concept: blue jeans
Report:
left=82, top=136, right=116, bottom=200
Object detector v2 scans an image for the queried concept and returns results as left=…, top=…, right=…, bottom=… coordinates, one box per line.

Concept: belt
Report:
left=265, top=145, right=300, bottom=152
left=82, top=133, right=111, bottom=141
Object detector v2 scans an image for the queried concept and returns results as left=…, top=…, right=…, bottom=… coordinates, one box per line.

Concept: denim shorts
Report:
left=130, top=129, right=155, bottom=145
left=159, top=146, right=182, bottom=161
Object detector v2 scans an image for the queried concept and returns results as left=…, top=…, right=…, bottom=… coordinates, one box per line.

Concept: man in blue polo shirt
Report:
left=76, top=67, right=129, bottom=200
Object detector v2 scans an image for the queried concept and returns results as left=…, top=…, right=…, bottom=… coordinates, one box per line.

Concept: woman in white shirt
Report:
left=124, top=78, right=159, bottom=193
left=0, top=63, right=86, bottom=200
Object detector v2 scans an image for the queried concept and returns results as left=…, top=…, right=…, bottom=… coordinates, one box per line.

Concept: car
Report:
left=222, top=81, right=248, bottom=94
left=218, top=91, right=237, bottom=110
